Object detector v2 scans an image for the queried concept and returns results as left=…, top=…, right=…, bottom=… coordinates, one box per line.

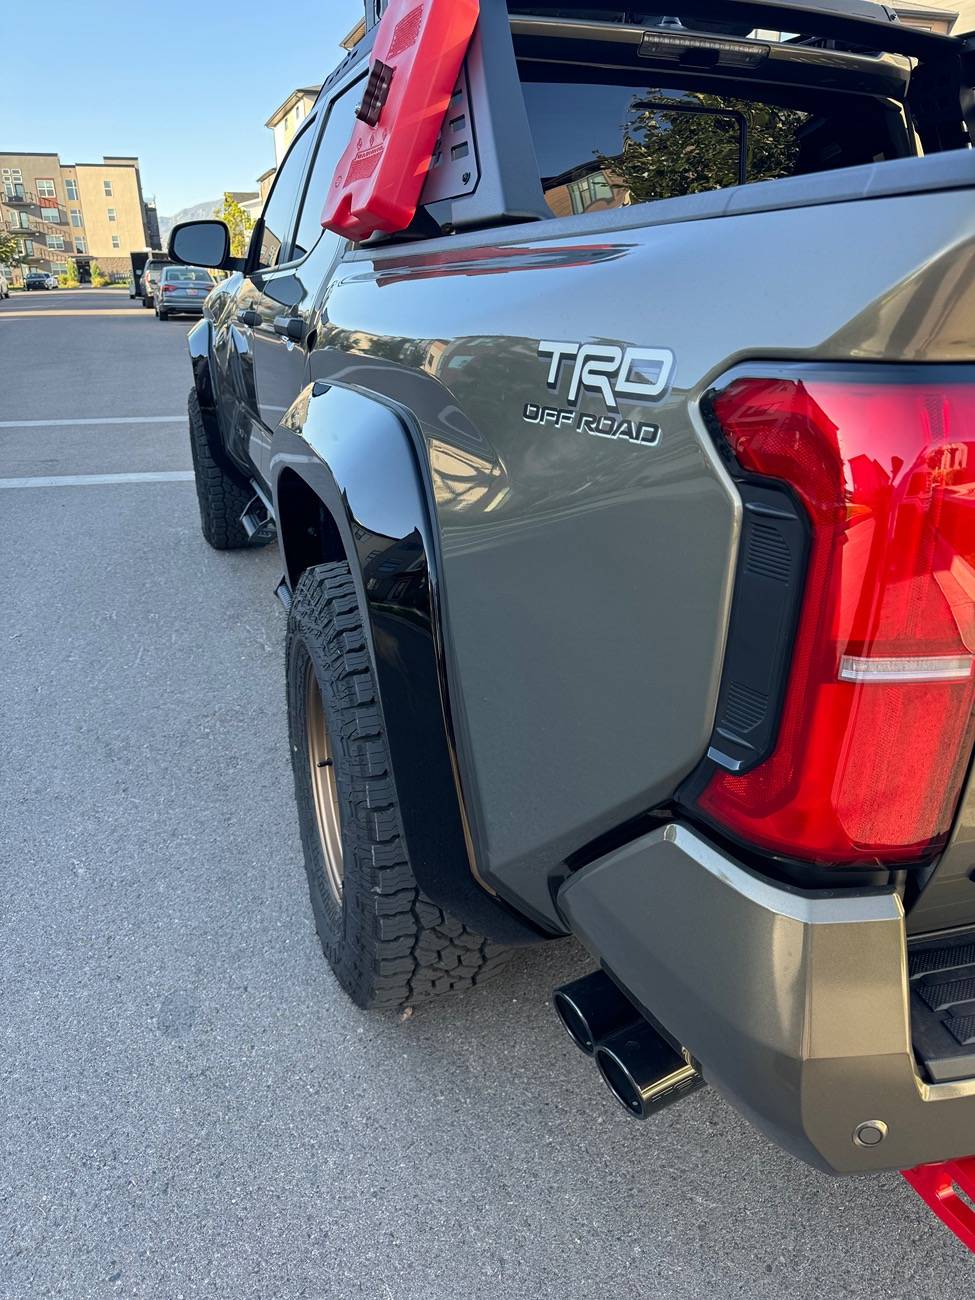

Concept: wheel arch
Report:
left=271, top=383, right=547, bottom=946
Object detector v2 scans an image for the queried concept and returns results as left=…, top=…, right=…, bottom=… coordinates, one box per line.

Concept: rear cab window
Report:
left=518, top=64, right=913, bottom=216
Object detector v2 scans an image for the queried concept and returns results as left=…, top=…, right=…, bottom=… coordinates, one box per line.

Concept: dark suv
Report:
left=168, top=0, right=975, bottom=1241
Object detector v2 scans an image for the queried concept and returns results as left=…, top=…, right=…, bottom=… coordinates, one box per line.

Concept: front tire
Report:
left=187, top=387, right=254, bottom=550
left=286, top=562, right=509, bottom=1009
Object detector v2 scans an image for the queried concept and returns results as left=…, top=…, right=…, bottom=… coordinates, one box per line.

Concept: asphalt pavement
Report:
left=0, top=288, right=971, bottom=1298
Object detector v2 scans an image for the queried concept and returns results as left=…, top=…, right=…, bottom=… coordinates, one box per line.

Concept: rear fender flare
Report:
left=270, top=382, right=545, bottom=945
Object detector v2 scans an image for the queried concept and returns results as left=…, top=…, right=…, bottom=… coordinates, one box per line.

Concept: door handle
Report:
left=273, top=315, right=305, bottom=342
left=235, top=309, right=260, bottom=327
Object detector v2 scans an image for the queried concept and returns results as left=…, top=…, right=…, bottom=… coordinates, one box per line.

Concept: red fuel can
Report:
left=322, top=0, right=479, bottom=240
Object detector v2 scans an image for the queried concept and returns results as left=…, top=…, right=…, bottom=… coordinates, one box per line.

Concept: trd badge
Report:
left=525, top=340, right=675, bottom=446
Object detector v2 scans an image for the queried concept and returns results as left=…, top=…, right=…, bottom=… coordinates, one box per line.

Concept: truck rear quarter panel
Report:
left=312, top=177, right=975, bottom=926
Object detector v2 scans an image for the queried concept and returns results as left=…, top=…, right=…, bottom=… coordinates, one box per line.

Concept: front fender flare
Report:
left=270, top=382, right=545, bottom=946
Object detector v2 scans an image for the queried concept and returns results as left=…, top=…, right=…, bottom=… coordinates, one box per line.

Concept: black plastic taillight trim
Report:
left=707, top=475, right=809, bottom=773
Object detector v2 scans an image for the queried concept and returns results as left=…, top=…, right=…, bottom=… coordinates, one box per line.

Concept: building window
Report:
left=23, top=240, right=34, bottom=257
left=40, top=205, right=60, bottom=225
left=65, top=179, right=78, bottom=201
left=16, top=212, right=30, bottom=229
left=111, top=234, right=120, bottom=248
left=2, top=167, right=23, bottom=182
left=46, top=234, right=65, bottom=250
left=37, top=178, right=56, bottom=198
left=107, top=207, right=117, bottom=222
left=51, top=262, right=67, bottom=275
left=74, top=237, right=85, bottom=254
left=103, top=180, right=113, bottom=197
left=70, top=209, right=82, bottom=227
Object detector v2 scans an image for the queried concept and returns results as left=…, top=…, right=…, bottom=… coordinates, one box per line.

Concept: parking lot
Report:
left=1, top=288, right=971, bottom=1298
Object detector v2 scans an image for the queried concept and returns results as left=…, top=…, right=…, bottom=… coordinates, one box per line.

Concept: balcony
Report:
left=1, top=188, right=67, bottom=223
left=6, top=217, right=43, bottom=240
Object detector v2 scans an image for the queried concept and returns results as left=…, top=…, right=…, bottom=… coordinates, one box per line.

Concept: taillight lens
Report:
left=698, top=370, right=975, bottom=866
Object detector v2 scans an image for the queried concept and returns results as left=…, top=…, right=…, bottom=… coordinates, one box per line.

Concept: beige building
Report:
left=267, top=87, right=322, bottom=167
left=896, top=0, right=974, bottom=28
left=0, top=152, right=152, bottom=283
left=249, top=19, right=366, bottom=214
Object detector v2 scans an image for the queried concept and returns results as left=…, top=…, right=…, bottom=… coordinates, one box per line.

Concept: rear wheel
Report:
left=187, top=387, right=254, bottom=550
left=286, top=562, right=509, bottom=1009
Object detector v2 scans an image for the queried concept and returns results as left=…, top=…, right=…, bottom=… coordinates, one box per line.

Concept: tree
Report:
left=0, top=230, right=20, bottom=268
left=90, top=261, right=109, bottom=287
left=598, top=92, right=808, bottom=206
left=213, top=192, right=254, bottom=258
left=63, top=259, right=80, bottom=286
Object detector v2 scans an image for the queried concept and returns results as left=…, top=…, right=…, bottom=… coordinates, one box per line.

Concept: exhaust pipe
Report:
left=553, top=971, right=643, bottom=1055
left=595, top=1021, right=704, bottom=1119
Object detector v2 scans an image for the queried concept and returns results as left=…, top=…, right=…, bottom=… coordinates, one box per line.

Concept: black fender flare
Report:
left=187, top=317, right=251, bottom=488
left=270, top=382, right=546, bottom=946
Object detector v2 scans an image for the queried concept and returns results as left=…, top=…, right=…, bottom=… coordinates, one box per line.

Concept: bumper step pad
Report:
left=908, top=930, right=975, bottom=1082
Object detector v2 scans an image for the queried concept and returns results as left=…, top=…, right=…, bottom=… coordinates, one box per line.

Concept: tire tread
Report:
left=288, top=562, right=509, bottom=1008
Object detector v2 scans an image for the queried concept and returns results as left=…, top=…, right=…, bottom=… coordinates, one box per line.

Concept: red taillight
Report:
left=698, top=370, right=975, bottom=867
left=162, top=284, right=176, bottom=293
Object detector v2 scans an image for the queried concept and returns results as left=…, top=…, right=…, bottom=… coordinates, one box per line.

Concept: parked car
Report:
left=0, top=267, right=9, bottom=299
left=140, top=257, right=170, bottom=309
left=153, top=265, right=215, bottom=320
left=169, top=0, right=975, bottom=1252
left=24, top=271, right=56, bottom=291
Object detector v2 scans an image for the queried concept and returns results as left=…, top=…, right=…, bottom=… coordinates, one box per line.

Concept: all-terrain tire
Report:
left=286, top=561, right=510, bottom=1009
left=187, top=387, right=254, bottom=550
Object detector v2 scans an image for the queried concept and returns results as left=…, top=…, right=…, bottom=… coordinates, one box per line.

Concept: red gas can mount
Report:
left=322, top=0, right=480, bottom=241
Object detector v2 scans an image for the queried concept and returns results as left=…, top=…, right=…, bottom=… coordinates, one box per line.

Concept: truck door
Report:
left=229, top=115, right=320, bottom=482
left=250, top=77, right=364, bottom=459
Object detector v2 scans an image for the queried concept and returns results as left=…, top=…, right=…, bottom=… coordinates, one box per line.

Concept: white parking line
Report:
left=0, top=416, right=184, bottom=428
left=0, top=472, right=194, bottom=489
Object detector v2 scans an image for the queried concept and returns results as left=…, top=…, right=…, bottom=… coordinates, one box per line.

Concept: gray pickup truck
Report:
left=170, top=0, right=975, bottom=1245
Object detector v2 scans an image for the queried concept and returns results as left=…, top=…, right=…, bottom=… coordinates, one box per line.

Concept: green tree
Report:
left=599, top=92, right=808, bottom=205
left=0, top=230, right=20, bottom=268
left=90, top=261, right=109, bottom=287
left=213, top=192, right=254, bottom=258
left=63, top=259, right=80, bottom=287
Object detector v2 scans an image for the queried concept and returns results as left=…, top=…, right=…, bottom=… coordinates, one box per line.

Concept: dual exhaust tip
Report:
left=553, top=971, right=703, bottom=1119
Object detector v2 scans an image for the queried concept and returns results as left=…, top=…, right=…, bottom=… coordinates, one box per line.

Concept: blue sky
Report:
left=4, top=0, right=364, bottom=216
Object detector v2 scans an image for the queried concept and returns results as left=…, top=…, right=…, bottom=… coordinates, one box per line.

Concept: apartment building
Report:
left=266, top=88, right=322, bottom=167
left=0, top=152, right=152, bottom=283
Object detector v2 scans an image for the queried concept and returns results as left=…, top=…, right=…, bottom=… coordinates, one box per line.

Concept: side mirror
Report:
left=168, top=220, right=233, bottom=270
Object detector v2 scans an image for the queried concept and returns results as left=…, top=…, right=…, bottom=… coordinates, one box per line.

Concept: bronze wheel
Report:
left=304, top=660, right=344, bottom=904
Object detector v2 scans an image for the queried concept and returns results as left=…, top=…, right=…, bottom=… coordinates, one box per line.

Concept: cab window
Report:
left=519, top=71, right=905, bottom=215
left=291, top=81, right=363, bottom=262
left=258, top=114, right=319, bottom=269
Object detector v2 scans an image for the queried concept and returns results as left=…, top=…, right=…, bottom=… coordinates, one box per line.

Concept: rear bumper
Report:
left=558, top=823, right=975, bottom=1174
left=159, top=297, right=205, bottom=312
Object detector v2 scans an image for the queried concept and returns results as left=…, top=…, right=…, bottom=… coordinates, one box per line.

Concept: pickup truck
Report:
left=169, top=0, right=975, bottom=1250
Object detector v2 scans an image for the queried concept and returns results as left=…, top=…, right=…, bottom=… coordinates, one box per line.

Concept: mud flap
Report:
left=902, top=1158, right=975, bottom=1252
